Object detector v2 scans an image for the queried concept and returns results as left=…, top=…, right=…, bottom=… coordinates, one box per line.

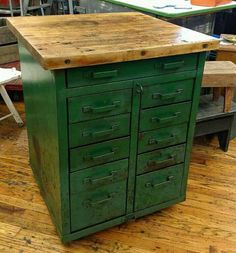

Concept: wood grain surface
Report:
left=1, top=102, right=236, bottom=252
left=6, top=13, right=219, bottom=70
left=202, top=61, right=236, bottom=87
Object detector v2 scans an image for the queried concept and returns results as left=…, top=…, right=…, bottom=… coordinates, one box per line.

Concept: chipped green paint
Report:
left=19, top=41, right=206, bottom=243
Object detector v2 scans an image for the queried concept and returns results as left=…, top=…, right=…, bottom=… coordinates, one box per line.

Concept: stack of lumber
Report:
left=0, top=18, right=19, bottom=64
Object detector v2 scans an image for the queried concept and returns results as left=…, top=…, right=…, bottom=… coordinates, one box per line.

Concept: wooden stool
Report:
left=202, top=61, right=236, bottom=112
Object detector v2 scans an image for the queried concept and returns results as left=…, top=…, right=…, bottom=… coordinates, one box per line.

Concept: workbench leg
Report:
left=224, top=87, right=234, bottom=112
left=213, top=87, right=221, bottom=101
left=218, top=130, right=231, bottom=152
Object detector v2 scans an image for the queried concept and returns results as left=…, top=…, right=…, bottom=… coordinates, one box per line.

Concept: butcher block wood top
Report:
left=7, top=12, right=219, bottom=70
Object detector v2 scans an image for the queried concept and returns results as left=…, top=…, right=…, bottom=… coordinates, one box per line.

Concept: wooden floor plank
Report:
left=1, top=102, right=236, bottom=252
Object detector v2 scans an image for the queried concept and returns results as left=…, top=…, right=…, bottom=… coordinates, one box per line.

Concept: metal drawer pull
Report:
left=151, top=112, right=181, bottom=123
left=92, top=70, right=118, bottom=79
left=145, top=176, right=174, bottom=188
left=147, top=155, right=176, bottom=167
left=84, top=193, right=115, bottom=208
left=82, top=100, right=121, bottom=114
left=148, top=134, right=176, bottom=145
left=84, top=147, right=118, bottom=161
left=152, top=89, right=183, bottom=100
left=83, top=171, right=118, bottom=185
left=163, top=61, right=184, bottom=70
left=82, top=124, right=119, bottom=138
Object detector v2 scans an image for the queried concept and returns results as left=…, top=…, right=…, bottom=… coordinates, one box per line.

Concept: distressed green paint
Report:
left=66, top=53, right=198, bottom=88
left=138, top=123, right=188, bottom=153
left=68, top=89, right=132, bottom=123
left=140, top=102, right=191, bottom=132
left=69, top=113, right=130, bottom=148
left=137, top=144, right=186, bottom=175
left=180, top=52, right=206, bottom=197
left=19, top=41, right=206, bottom=243
left=141, top=79, right=194, bottom=108
left=18, top=44, right=70, bottom=235
left=135, top=164, right=184, bottom=211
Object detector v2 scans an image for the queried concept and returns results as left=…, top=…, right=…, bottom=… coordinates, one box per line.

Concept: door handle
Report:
left=92, top=70, right=118, bottom=79
left=147, top=154, right=176, bottom=168
left=152, top=89, right=183, bottom=100
left=82, top=124, right=119, bottom=138
left=148, top=134, right=176, bottom=146
left=84, top=147, right=118, bottom=161
left=83, top=171, right=118, bottom=185
left=82, top=100, right=121, bottom=114
left=162, top=61, right=184, bottom=70
left=145, top=176, right=174, bottom=188
left=84, top=193, right=115, bottom=208
left=151, top=112, right=181, bottom=123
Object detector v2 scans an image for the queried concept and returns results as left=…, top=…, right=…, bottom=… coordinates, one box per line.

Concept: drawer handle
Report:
left=92, top=70, right=118, bottom=79
left=84, top=147, right=118, bottom=161
left=147, top=154, right=176, bottom=168
left=84, top=171, right=118, bottom=185
left=148, top=134, right=176, bottom=146
left=152, top=89, right=183, bottom=100
left=145, top=176, right=174, bottom=188
left=151, top=112, right=181, bottom=123
left=82, top=124, right=119, bottom=138
left=82, top=100, right=121, bottom=114
left=163, top=61, right=184, bottom=70
left=84, top=193, right=115, bottom=208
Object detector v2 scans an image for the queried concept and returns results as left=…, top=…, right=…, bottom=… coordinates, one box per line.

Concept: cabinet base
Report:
left=61, top=195, right=186, bottom=243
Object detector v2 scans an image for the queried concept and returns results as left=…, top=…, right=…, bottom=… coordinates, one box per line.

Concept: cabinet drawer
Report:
left=135, top=164, right=184, bottom=211
left=140, top=102, right=191, bottom=132
left=70, top=137, right=130, bottom=171
left=141, top=79, right=194, bottom=109
left=138, top=123, right=188, bottom=153
left=70, top=159, right=128, bottom=192
left=68, top=89, right=132, bottom=123
left=69, top=114, right=130, bottom=148
left=137, top=144, right=185, bottom=175
left=67, top=54, right=198, bottom=88
left=71, top=180, right=127, bottom=231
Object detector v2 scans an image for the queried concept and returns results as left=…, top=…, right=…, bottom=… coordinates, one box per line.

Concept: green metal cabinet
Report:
left=19, top=43, right=205, bottom=243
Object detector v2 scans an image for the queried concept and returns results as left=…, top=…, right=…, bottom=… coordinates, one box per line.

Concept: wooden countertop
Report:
left=7, top=13, right=219, bottom=70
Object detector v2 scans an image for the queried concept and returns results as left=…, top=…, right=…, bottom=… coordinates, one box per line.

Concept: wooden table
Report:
left=81, top=0, right=236, bottom=18
left=7, top=13, right=219, bottom=243
left=80, top=0, right=236, bottom=34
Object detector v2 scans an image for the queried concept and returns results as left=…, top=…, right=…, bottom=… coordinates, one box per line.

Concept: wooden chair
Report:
left=202, top=61, right=236, bottom=112
left=0, top=67, right=23, bottom=126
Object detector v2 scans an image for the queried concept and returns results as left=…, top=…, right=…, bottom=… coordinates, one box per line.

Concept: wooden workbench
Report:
left=7, top=13, right=219, bottom=243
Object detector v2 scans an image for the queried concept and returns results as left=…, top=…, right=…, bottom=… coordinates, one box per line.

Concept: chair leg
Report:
left=224, top=87, right=234, bottom=113
left=0, top=85, right=24, bottom=126
left=218, top=130, right=231, bottom=152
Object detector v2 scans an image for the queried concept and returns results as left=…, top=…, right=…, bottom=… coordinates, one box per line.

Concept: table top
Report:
left=7, top=13, right=219, bottom=70
left=101, top=0, right=236, bottom=18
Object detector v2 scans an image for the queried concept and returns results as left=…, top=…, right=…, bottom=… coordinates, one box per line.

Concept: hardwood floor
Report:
left=1, top=101, right=236, bottom=253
